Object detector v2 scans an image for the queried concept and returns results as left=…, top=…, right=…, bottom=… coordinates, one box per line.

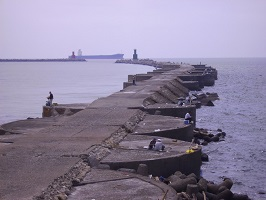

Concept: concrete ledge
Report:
left=101, top=135, right=201, bottom=177
left=144, top=104, right=196, bottom=125
left=42, top=103, right=88, bottom=117
left=68, top=168, right=178, bottom=200
left=133, top=114, right=194, bottom=142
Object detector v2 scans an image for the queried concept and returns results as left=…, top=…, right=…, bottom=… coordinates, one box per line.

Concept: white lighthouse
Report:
left=78, top=49, right=82, bottom=56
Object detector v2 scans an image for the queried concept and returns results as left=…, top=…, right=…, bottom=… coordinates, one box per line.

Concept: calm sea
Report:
left=1, top=58, right=265, bottom=199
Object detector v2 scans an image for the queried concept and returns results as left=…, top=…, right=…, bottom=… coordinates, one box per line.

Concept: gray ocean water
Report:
left=0, top=58, right=265, bottom=199
left=162, top=58, right=266, bottom=200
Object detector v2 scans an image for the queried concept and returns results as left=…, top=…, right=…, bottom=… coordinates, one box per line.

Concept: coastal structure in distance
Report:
left=0, top=58, right=86, bottom=62
left=69, top=49, right=124, bottom=59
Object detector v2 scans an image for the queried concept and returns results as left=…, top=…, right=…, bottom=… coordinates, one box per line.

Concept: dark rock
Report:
left=198, top=178, right=208, bottom=192
left=201, top=153, right=209, bottom=162
left=179, top=174, right=187, bottom=179
left=187, top=173, right=197, bottom=179
left=208, top=133, right=214, bottom=137
left=206, top=101, right=214, bottom=106
left=201, top=141, right=209, bottom=146
left=186, top=184, right=199, bottom=196
left=194, top=138, right=201, bottom=145
left=168, top=174, right=181, bottom=182
left=211, top=136, right=220, bottom=142
left=195, top=102, right=202, bottom=108
left=205, top=191, right=217, bottom=200
left=207, top=183, right=219, bottom=194
left=72, top=178, right=81, bottom=186
left=201, top=129, right=209, bottom=134
left=216, top=188, right=233, bottom=200
left=194, top=128, right=200, bottom=131
left=137, top=163, right=148, bottom=176
left=203, top=136, right=211, bottom=142
left=219, top=178, right=233, bottom=190
left=169, top=177, right=197, bottom=192
left=176, top=193, right=184, bottom=200
left=218, top=185, right=228, bottom=193
left=196, top=192, right=204, bottom=200
left=193, top=132, right=201, bottom=138
left=216, top=132, right=222, bottom=137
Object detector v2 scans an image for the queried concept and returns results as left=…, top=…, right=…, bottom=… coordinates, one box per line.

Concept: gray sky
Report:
left=1, top=0, right=266, bottom=59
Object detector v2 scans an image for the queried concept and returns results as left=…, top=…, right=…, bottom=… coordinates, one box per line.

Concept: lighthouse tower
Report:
left=78, top=49, right=82, bottom=56
left=133, top=49, right=138, bottom=60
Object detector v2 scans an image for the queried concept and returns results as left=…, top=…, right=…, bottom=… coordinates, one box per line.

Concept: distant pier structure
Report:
left=133, top=49, right=138, bottom=60
left=71, top=51, right=76, bottom=59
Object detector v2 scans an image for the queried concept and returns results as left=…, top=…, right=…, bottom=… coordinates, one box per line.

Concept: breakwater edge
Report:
left=1, top=58, right=265, bottom=199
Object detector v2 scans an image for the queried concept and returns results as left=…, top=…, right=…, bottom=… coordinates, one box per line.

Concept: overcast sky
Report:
left=1, top=0, right=266, bottom=59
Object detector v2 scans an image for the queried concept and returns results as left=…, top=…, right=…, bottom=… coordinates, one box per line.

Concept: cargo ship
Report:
left=69, top=49, right=124, bottom=59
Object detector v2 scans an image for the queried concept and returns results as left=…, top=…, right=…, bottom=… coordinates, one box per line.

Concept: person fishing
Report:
left=47, top=91, right=54, bottom=106
left=185, top=111, right=192, bottom=123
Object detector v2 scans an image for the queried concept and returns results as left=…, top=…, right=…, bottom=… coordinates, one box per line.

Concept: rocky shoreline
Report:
left=0, top=60, right=251, bottom=200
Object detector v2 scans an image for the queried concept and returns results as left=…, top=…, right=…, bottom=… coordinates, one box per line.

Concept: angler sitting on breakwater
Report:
left=185, top=111, right=192, bottom=123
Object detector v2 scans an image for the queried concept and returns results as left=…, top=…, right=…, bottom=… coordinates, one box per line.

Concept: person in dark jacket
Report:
left=47, top=91, right=54, bottom=106
left=148, top=138, right=156, bottom=150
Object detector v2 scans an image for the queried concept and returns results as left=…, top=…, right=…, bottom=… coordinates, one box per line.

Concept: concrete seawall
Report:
left=1, top=61, right=217, bottom=199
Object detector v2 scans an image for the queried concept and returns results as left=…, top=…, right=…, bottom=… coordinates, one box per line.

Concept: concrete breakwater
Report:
left=0, top=61, right=246, bottom=200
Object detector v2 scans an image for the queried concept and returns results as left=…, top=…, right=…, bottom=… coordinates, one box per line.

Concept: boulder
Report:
left=196, top=192, right=204, bottom=200
left=198, top=178, right=208, bottom=192
left=216, top=188, right=233, bottom=199
left=218, top=185, right=228, bottom=193
left=169, top=177, right=197, bottom=192
left=205, top=191, right=217, bottom=200
left=207, top=182, right=219, bottom=194
left=206, top=100, right=214, bottom=106
left=203, top=136, right=211, bottom=142
left=187, top=173, right=197, bottom=179
left=201, top=153, right=209, bottom=162
left=219, top=178, right=233, bottom=190
left=168, top=174, right=181, bottom=182
left=186, top=184, right=199, bottom=196
left=211, top=135, right=220, bottom=142
left=137, top=163, right=148, bottom=176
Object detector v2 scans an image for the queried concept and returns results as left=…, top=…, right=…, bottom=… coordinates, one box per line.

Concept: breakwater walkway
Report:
left=0, top=62, right=220, bottom=199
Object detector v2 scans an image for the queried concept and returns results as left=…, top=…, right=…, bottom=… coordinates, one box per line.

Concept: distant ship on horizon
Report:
left=69, top=49, right=124, bottom=59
